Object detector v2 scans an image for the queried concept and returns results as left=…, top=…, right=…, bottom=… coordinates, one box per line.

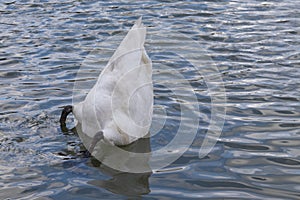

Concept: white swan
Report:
left=60, top=17, right=153, bottom=150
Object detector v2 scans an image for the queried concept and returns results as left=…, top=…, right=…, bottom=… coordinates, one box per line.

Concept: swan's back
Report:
left=73, top=18, right=153, bottom=145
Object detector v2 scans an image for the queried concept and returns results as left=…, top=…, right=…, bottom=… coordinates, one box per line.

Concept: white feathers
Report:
left=73, top=18, right=153, bottom=146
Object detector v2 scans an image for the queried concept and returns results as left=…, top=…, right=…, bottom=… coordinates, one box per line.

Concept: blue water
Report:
left=1, top=0, right=300, bottom=199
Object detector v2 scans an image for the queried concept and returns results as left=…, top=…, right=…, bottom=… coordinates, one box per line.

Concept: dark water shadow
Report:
left=88, top=157, right=152, bottom=196
left=87, top=136, right=152, bottom=196
left=60, top=122, right=152, bottom=196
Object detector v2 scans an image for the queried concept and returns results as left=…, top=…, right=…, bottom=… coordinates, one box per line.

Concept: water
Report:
left=0, top=0, right=300, bottom=199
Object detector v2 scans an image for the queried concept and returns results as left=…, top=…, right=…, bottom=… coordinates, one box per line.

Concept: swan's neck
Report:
left=60, top=105, right=73, bottom=125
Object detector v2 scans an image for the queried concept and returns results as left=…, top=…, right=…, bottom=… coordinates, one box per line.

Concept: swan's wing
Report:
left=74, top=18, right=153, bottom=144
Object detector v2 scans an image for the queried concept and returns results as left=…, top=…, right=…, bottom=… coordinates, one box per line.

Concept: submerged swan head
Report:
left=60, top=105, right=73, bottom=126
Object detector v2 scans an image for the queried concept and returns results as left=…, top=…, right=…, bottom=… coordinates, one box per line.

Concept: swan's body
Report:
left=61, top=18, right=153, bottom=147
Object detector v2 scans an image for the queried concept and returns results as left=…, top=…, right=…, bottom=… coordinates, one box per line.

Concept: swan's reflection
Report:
left=87, top=152, right=151, bottom=196
left=75, top=123, right=152, bottom=196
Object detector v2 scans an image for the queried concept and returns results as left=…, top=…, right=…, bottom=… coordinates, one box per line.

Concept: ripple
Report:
left=0, top=0, right=299, bottom=199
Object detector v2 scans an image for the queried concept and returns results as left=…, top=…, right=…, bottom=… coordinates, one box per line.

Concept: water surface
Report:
left=0, top=0, right=300, bottom=199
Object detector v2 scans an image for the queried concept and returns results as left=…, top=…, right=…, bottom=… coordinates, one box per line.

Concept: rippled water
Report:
left=1, top=0, right=300, bottom=199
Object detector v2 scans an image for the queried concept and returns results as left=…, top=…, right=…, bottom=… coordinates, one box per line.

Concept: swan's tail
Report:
left=109, top=17, right=147, bottom=66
